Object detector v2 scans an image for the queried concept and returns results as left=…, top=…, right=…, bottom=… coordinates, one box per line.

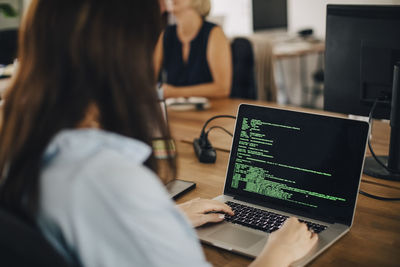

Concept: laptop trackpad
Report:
left=208, top=225, right=264, bottom=249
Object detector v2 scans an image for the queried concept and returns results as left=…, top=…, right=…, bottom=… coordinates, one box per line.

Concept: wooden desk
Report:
left=170, top=98, right=400, bottom=267
left=249, top=29, right=325, bottom=60
left=273, top=41, right=325, bottom=60
left=169, top=99, right=317, bottom=151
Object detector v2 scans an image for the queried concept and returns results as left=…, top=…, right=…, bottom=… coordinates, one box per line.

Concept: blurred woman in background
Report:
left=154, top=0, right=232, bottom=98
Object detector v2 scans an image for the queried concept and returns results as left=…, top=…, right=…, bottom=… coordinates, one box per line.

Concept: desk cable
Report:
left=358, top=99, right=400, bottom=201
left=193, top=115, right=236, bottom=163
left=205, top=125, right=233, bottom=138
left=199, top=115, right=236, bottom=138
left=359, top=190, right=400, bottom=201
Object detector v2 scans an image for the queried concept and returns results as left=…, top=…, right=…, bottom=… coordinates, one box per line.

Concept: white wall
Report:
left=209, top=0, right=253, bottom=37
left=23, top=0, right=29, bottom=7
left=288, top=0, right=400, bottom=39
left=22, top=0, right=30, bottom=13
left=19, top=0, right=251, bottom=37
left=0, top=0, right=22, bottom=30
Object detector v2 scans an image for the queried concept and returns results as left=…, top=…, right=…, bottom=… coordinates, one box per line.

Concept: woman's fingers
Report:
left=199, top=199, right=234, bottom=215
left=178, top=198, right=233, bottom=227
left=199, top=213, right=226, bottom=225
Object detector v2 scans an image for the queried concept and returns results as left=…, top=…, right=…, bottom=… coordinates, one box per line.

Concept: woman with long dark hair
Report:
left=0, top=1, right=317, bottom=266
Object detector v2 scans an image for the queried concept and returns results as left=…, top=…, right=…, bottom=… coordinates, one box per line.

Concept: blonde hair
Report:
left=191, top=0, right=211, bottom=18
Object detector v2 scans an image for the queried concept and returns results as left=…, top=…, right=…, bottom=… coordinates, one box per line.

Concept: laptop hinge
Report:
left=233, top=195, right=336, bottom=224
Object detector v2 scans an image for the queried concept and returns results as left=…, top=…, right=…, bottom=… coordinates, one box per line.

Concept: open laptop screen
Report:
left=224, top=104, right=369, bottom=226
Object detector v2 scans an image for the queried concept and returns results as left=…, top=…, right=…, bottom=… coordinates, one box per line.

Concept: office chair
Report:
left=230, top=37, right=257, bottom=100
left=0, top=29, right=18, bottom=65
left=0, top=207, right=75, bottom=267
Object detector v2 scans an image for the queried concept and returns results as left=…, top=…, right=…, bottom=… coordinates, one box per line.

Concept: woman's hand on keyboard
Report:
left=250, top=217, right=318, bottom=267
left=178, top=198, right=234, bottom=228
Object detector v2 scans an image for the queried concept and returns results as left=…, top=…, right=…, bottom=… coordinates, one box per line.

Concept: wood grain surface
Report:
left=170, top=98, right=400, bottom=267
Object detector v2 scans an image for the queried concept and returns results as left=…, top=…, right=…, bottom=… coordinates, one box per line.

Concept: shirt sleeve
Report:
left=64, top=151, right=211, bottom=267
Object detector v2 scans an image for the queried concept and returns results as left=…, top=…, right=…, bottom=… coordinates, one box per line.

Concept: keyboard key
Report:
left=225, top=201, right=327, bottom=234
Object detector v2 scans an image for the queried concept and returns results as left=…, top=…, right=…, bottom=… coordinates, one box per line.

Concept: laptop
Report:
left=197, top=104, right=370, bottom=266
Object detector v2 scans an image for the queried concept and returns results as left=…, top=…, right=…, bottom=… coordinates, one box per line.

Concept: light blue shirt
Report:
left=37, top=129, right=210, bottom=267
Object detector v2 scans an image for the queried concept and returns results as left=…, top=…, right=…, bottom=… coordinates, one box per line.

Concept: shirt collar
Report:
left=43, top=129, right=152, bottom=165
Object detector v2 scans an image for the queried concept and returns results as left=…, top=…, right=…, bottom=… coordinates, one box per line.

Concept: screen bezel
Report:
left=223, top=104, right=369, bottom=226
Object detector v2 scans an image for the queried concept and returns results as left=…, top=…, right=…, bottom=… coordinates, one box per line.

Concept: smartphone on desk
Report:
left=166, top=179, right=196, bottom=200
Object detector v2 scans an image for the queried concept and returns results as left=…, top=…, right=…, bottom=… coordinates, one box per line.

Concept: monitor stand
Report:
left=363, top=63, right=400, bottom=181
left=364, top=156, right=400, bottom=181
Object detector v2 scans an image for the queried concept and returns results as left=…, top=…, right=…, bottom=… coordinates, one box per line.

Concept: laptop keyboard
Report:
left=225, top=201, right=327, bottom=234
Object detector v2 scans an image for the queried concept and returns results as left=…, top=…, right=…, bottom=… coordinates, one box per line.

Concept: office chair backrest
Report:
left=230, top=37, right=257, bottom=100
left=0, top=29, right=18, bottom=65
left=0, top=207, right=74, bottom=267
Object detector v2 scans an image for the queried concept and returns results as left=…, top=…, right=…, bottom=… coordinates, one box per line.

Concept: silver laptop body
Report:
left=197, top=104, right=370, bottom=266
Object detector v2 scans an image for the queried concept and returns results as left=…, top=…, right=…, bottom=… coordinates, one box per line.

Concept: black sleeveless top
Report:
left=162, top=21, right=216, bottom=86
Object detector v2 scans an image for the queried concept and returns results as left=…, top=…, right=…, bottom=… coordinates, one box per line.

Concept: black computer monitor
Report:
left=324, top=5, right=400, bottom=181
left=252, top=0, right=287, bottom=31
